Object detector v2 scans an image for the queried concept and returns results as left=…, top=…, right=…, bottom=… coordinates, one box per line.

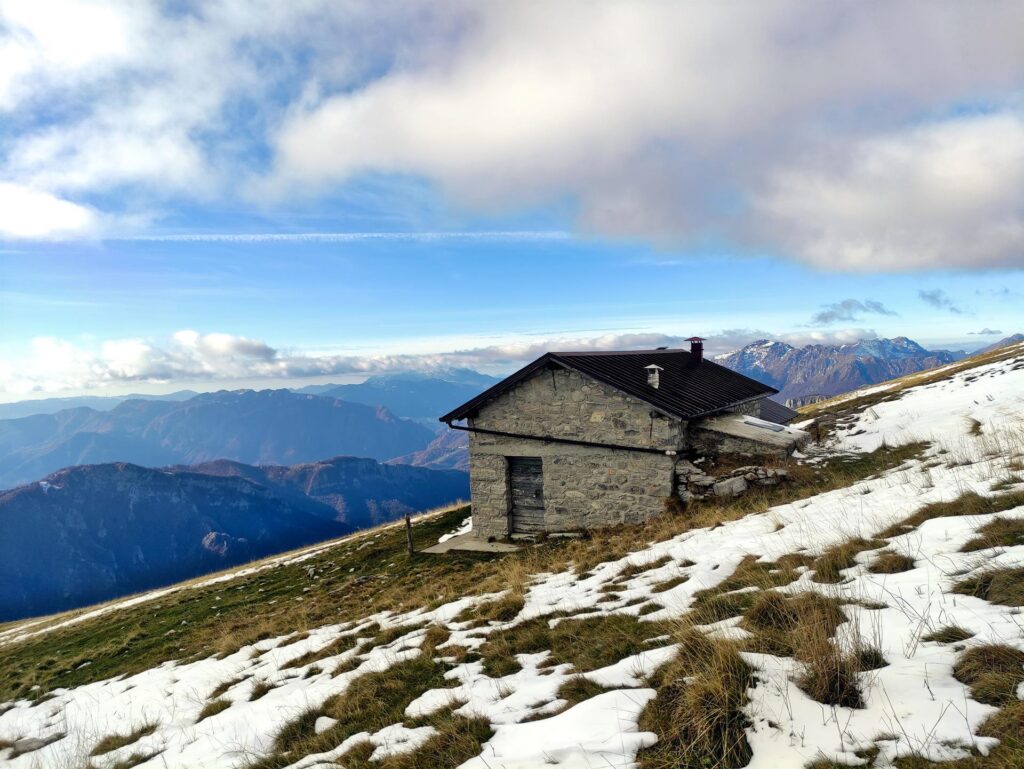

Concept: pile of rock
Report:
left=675, top=459, right=788, bottom=503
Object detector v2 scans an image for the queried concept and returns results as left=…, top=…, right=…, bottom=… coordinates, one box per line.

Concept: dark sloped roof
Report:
left=440, top=348, right=777, bottom=423
left=758, top=398, right=800, bottom=425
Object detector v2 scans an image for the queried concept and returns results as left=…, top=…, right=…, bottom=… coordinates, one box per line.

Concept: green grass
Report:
left=687, top=553, right=812, bottom=625
left=556, top=675, right=617, bottom=708
left=811, top=538, right=884, bottom=583
left=479, top=613, right=672, bottom=678
left=338, top=714, right=494, bottom=769
left=280, top=627, right=370, bottom=669
left=0, top=440, right=930, bottom=704
left=0, top=506, right=491, bottom=701
left=251, top=653, right=456, bottom=768
left=453, top=593, right=524, bottom=625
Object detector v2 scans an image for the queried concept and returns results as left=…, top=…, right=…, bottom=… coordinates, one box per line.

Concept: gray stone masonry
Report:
left=468, top=367, right=684, bottom=539
left=464, top=366, right=782, bottom=539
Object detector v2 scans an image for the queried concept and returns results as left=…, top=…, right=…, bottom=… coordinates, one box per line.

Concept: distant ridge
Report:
left=0, top=390, right=198, bottom=420
left=0, top=456, right=467, bottom=621
left=716, top=336, right=965, bottom=403
left=975, top=333, right=1024, bottom=355
left=0, top=389, right=434, bottom=489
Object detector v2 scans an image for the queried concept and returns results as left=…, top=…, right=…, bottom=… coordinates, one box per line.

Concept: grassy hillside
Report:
left=2, top=341, right=1024, bottom=769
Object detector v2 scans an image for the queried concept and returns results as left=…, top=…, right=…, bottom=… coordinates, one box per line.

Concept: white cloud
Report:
left=2, top=328, right=888, bottom=395
left=265, top=2, right=1024, bottom=268
left=2, top=1, right=1023, bottom=269
left=0, top=182, right=97, bottom=239
left=757, top=113, right=1024, bottom=270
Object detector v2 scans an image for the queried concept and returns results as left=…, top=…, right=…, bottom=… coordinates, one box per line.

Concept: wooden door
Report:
left=508, top=457, right=544, bottom=534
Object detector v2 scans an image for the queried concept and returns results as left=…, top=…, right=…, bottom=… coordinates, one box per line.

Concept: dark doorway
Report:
left=508, top=456, right=544, bottom=534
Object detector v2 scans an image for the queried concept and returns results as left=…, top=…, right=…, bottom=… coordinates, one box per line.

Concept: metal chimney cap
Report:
left=644, top=364, right=664, bottom=371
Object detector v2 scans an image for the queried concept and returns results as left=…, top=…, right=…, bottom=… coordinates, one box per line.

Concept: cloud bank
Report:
left=2, top=328, right=885, bottom=396
left=1, top=2, right=1022, bottom=269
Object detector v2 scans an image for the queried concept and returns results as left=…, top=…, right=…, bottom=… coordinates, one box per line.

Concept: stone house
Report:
left=440, top=340, right=808, bottom=541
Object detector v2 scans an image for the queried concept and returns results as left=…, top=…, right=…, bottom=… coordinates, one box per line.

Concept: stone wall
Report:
left=688, top=428, right=792, bottom=459
left=472, top=367, right=687, bottom=449
left=469, top=432, right=676, bottom=538
left=467, top=367, right=684, bottom=538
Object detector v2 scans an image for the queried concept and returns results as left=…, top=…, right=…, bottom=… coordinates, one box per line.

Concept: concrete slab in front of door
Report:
left=421, top=533, right=521, bottom=554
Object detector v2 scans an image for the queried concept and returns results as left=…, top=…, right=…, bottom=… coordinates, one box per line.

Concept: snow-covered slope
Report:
left=3, top=345, right=1024, bottom=768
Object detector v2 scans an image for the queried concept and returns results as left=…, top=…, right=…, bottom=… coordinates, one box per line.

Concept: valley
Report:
left=1, top=340, right=1022, bottom=768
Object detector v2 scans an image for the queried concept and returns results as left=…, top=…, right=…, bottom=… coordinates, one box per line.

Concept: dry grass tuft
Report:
left=742, top=591, right=847, bottom=659
left=340, top=714, right=494, bottom=769
left=795, top=625, right=864, bottom=709
left=922, top=626, right=974, bottom=644
left=454, top=593, right=524, bottom=625
left=252, top=653, right=455, bottom=768
left=616, top=556, right=672, bottom=581
left=812, top=538, right=883, bottom=583
left=868, top=551, right=916, bottom=574
left=688, top=554, right=812, bottom=626
left=954, top=567, right=1024, bottom=607
left=650, top=575, right=689, bottom=593
left=196, top=698, right=231, bottom=723
left=555, top=675, right=616, bottom=709
left=880, top=490, right=1024, bottom=538
left=89, top=724, right=157, bottom=756
left=281, top=627, right=372, bottom=669
left=894, top=700, right=1024, bottom=768
left=479, top=613, right=670, bottom=678
left=953, top=644, right=1024, bottom=706
left=638, top=626, right=753, bottom=769
left=738, top=589, right=865, bottom=708
left=209, top=675, right=246, bottom=699
left=962, top=517, right=1024, bottom=552
left=249, top=678, right=276, bottom=701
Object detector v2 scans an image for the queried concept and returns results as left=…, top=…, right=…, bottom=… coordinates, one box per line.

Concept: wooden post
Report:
left=405, top=512, right=414, bottom=556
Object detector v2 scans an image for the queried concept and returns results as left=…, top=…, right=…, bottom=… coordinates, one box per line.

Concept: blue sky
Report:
left=0, top=3, right=1022, bottom=400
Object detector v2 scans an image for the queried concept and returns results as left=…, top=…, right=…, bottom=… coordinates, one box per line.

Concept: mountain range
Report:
left=0, top=390, right=199, bottom=421
left=0, top=389, right=436, bottom=490
left=716, top=336, right=969, bottom=403
left=388, top=428, right=470, bottom=471
left=0, top=456, right=468, bottom=620
left=294, top=369, right=500, bottom=423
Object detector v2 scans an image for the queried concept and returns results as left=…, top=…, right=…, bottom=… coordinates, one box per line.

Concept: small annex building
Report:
left=440, top=339, right=808, bottom=540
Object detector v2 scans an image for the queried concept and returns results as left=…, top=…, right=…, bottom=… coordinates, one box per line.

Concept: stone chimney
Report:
left=687, top=336, right=705, bottom=364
